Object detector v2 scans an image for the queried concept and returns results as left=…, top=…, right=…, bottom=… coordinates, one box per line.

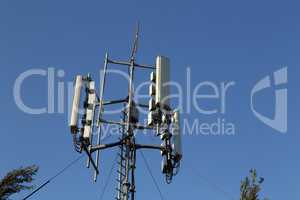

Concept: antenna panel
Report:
left=150, top=71, right=156, bottom=82
left=172, top=110, right=182, bottom=161
left=70, top=75, right=83, bottom=134
left=147, top=112, right=154, bottom=126
left=155, top=56, right=170, bottom=107
left=148, top=98, right=155, bottom=111
left=149, top=83, right=156, bottom=96
left=83, top=81, right=96, bottom=141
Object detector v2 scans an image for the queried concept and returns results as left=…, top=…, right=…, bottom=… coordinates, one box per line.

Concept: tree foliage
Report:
left=240, top=169, right=268, bottom=200
left=0, top=165, right=38, bottom=200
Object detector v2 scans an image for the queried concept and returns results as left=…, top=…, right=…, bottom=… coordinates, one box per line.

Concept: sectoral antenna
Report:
left=68, top=25, right=182, bottom=200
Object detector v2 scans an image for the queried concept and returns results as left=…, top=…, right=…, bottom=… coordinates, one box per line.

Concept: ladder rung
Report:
left=117, top=158, right=126, bottom=164
left=115, top=188, right=125, bottom=194
left=117, top=161, right=126, bottom=167
left=116, top=177, right=125, bottom=183
left=117, top=170, right=126, bottom=177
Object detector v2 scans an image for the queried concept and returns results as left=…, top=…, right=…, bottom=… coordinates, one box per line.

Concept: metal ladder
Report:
left=116, top=107, right=129, bottom=200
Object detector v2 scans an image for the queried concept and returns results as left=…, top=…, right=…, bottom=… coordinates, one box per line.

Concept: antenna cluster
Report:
left=68, top=27, right=182, bottom=200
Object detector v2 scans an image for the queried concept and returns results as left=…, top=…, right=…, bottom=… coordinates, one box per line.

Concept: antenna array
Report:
left=68, top=26, right=182, bottom=200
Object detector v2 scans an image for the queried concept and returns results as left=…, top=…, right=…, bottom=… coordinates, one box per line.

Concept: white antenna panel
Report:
left=155, top=56, right=170, bottom=107
left=147, top=112, right=154, bottom=126
left=148, top=98, right=155, bottom=111
left=172, top=110, right=182, bottom=161
left=83, top=81, right=96, bottom=141
left=149, top=83, right=155, bottom=96
left=70, top=75, right=83, bottom=134
left=150, top=71, right=156, bottom=82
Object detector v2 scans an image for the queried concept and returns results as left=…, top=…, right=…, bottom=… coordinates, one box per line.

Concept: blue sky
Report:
left=0, top=0, right=299, bottom=200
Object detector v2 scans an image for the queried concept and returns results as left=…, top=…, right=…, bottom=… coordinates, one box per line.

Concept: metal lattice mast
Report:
left=116, top=107, right=127, bottom=200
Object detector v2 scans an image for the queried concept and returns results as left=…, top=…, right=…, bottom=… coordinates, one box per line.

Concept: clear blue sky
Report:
left=0, top=0, right=299, bottom=200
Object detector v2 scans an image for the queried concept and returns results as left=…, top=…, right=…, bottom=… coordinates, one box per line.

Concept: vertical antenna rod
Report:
left=94, top=53, right=109, bottom=181
left=130, top=22, right=139, bottom=61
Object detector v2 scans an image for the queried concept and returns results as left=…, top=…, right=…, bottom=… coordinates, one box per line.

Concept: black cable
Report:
left=99, top=153, right=118, bottom=200
left=21, top=181, right=50, bottom=200
left=140, top=150, right=165, bottom=200
left=21, top=154, right=84, bottom=200
left=190, top=167, right=236, bottom=200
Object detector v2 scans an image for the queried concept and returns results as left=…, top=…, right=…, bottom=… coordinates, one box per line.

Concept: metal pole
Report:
left=122, top=25, right=139, bottom=199
left=94, top=52, right=109, bottom=181
left=130, top=141, right=137, bottom=200
left=123, top=58, right=135, bottom=200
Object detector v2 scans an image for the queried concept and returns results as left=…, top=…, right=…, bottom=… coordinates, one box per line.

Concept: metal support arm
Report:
left=107, top=59, right=155, bottom=70
left=135, top=144, right=164, bottom=151
left=91, top=141, right=123, bottom=152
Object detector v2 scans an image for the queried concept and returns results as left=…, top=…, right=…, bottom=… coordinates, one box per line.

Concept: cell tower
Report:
left=69, top=25, right=182, bottom=200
